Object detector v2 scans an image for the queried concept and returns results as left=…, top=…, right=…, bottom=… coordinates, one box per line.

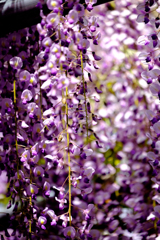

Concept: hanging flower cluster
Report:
left=136, top=0, right=160, bottom=238
left=0, top=0, right=103, bottom=239
left=80, top=0, right=160, bottom=239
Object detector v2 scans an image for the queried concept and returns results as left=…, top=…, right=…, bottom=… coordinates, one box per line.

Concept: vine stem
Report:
left=153, top=199, right=158, bottom=237
left=29, top=167, right=32, bottom=239
left=80, top=51, right=89, bottom=143
left=39, top=79, right=43, bottom=118
left=37, top=40, right=43, bottom=119
left=13, top=79, right=19, bottom=180
left=66, top=87, right=72, bottom=225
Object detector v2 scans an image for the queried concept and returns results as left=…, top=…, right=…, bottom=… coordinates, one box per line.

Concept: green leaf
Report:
left=38, top=158, right=46, bottom=165
left=84, top=134, right=96, bottom=144
left=104, top=149, right=113, bottom=159
left=0, top=195, right=11, bottom=206
left=114, top=141, right=123, bottom=152
left=114, top=159, right=120, bottom=166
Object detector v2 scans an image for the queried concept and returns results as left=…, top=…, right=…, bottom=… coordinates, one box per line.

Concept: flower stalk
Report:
left=13, top=79, right=19, bottom=180
left=66, top=87, right=72, bottom=225
left=29, top=167, right=32, bottom=239
left=39, top=79, right=43, bottom=118
left=80, top=50, right=89, bottom=144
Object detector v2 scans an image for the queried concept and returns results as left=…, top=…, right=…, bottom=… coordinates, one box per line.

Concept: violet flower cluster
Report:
left=0, top=0, right=103, bottom=239
left=78, top=0, right=160, bottom=239
left=131, top=0, right=160, bottom=238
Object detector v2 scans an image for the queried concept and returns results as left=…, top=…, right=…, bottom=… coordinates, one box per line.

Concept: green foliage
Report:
left=38, top=157, right=46, bottom=165
left=0, top=195, right=10, bottom=206
left=104, top=141, right=123, bottom=167
left=114, top=141, right=123, bottom=152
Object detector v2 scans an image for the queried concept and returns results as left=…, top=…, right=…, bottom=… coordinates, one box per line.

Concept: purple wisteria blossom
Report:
left=9, top=56, right=23, bottom=69
left=27, top=184, right=38, bottom=196
left=68, top=10, right=78, bottom=24
left=47, top=0, right=62, bottom=11
left=19, top=70, right=30, bottom=82
left=63, top=226, right=76, bottom=239
left=21, top=89, right=33, bottom=104
left=85, top=0, right=97, bottom=11
left=38, top=216, right=47, bottom=229
left=46, top=13, right=59, bottom=28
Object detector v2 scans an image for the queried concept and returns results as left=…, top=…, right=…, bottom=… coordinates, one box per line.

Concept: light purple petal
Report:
left=149, top=83, right=160, bottom=95
left=153, top=122, right=160, bottom=134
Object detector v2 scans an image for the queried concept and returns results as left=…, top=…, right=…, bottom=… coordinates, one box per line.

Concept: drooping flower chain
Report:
left=136, top=0, right=160, bottom=234
left=0, top=0, right=102, bottom=239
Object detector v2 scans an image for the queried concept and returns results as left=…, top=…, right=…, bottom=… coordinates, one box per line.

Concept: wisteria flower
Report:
left=53, top=186, right=65, bottom=199
left=141, top=71, right=153, bottom=84
left=50, top=43, right=60, bottom=55
left=47, top=0, right=62, bottom=11
left=138, top=52, right=152, bottom=66
left=0, top=38, right=9, bottom=49
left=33, top=123, right=43, bottom=136
left=29, top=74, right=38, bottom=85
left=55, top=196, right=67, bottom=210
left=33, top=166, right=44, bottom=177
left=57, top=75, right=69, bottom=89
left=85, top=0, right=97, bottom=11
left=21, top=89, right=33, bottom=104
left=81, top=187, right=92, bottom=196
left=20, top=150, right=30, bottom=162
left=31, top=143, right=39, bottom=156
left=42, top=37, right=52, bottom=48
left=89, top=16, right=98, bottom=32
left=150, top=68, right=160, bottom=79
left=3, top=98, right=13, bottom=111
left=47, top=209, right=58, bottom=225
left=27, top=184, right=38, bottom=196
left=68, top=10, right=78, bottom=24
left=0, top=171, right=8, bottom=194
left=40, top=140, right=52, bottom=153
left=18, top=51, right=27, bottom=60
left=37, top=51, right=46, bottom=64
left=19, top=70, right=30, bottom=82
left=78, top=39, right=90, bottom=51
left=41, top=78, right=53, bottom=90
left=9, top=56, right=23, bottom=69
left=74, top=4, right=85, bottom=17
left=63, top=226, right=76, bottom=239
left=47, top=61, right=57, bottom=75
left=46, top=13, right=59, bottom=28
left=149, top=82, right=160, bottom=96
left=137, top=35, right=150, bottom=45
left=27, top=102, right=38, bottom=118
left=145, top=109, right=155, bottom=121
left=38, top=216, right=47, bottom=229
left=43, top=181, right=51, bottom=196
left=82, top=204, right=94, bottom=220
left=153, top=122, right=160, bottom=134
left=60, top=215, right=72, bottom=228
left=83, top=166, right=95, bottom=179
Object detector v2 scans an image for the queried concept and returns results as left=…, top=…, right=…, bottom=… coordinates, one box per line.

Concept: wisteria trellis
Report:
left=0, top=0, right=160, bottom=239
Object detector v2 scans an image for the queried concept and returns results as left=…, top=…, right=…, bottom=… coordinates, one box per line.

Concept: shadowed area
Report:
left=0, top=0, right=113, bottom=37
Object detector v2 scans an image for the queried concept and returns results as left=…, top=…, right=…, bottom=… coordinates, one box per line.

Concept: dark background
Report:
left=0, top=0, right=113, bottom=37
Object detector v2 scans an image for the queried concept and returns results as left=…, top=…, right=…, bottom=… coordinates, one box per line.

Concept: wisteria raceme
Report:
left=85, top=0, right=160, bottom=239
left=0, top=0, right=104, bottom=239
left=136, top=0, right=160, bottom=238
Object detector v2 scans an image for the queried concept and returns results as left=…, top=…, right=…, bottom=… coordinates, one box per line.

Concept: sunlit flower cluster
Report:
left=0, top=0, right=102, bottom=239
